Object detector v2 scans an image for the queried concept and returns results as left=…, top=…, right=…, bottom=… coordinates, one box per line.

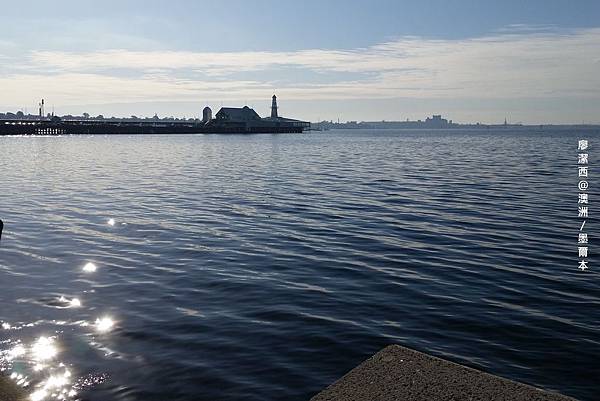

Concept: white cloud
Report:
left=1, top=26, right=599, bottom=110
left=0, top=73, right=272, bottom=106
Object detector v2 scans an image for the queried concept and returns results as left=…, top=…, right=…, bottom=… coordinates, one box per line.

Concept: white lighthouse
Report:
left=271, top=94, right=278, bottom=118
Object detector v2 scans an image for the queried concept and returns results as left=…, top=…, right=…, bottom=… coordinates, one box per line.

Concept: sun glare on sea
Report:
left=29, top=368, right=74, bottom=401
left=7, top=344, right=26, bottom=360
left=82, top=262, right=97, bottom=273
left=31, top=337, right=58, bottom=362
left=95, top=317, right=115, bottom=333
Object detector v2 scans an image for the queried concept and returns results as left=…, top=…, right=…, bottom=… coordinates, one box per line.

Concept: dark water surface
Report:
left=1, top=129, right=599, bottom=400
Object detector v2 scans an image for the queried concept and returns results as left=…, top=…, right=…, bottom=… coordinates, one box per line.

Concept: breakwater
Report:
left=311, top=345, right=577, bottom=401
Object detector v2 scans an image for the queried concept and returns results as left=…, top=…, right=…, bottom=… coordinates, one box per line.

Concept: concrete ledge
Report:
left=310, top=345, right=577, bottom=401
left=0, top=375, right=26, bottom=401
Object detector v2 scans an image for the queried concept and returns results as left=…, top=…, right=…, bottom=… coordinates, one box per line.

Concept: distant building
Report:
left=425, top=114, right=450, bottom=128
left=215, top=106, right=262, bottom=126
left=202, top=106, right=212, bottom=124
left=310, top=114, right=460, bottom=130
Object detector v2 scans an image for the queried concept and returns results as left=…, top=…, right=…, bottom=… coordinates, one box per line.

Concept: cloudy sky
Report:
left=1, top=0, right=599, bottom=123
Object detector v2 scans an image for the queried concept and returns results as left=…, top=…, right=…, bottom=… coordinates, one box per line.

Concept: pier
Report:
left=0, top=95, right=309, bottom=135
left=0, top=118, right=306, bottom=135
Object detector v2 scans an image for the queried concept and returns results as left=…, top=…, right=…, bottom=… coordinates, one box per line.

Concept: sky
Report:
left=0, top=0, right=599, bottom=123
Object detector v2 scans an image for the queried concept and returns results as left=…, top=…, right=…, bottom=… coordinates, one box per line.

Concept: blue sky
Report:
left=1, top=0, right=599, bottom=123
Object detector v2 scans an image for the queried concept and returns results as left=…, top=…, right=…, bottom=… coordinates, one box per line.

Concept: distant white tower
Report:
left=271, top=94, right=278, bottom=118
left=202, top=106, right=212, bottom=124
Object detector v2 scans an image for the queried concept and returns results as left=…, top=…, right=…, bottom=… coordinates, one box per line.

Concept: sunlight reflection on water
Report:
left=1, top=316, right=113, bottom=401
left=31, top=336, right=58, bottom=362
left=58, top=296, right=81, bottom=308
left=82, top=262, right=97, bottom=273
left=95, top=317, right=115, bottom=333
left=0, top=252, right=114, bottom=401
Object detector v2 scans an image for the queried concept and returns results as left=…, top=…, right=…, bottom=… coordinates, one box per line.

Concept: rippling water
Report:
left=1, top=129, right=599, bottom=400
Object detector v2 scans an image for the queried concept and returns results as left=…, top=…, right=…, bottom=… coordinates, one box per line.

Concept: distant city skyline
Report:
left=0, top=0, right=599, bottom=124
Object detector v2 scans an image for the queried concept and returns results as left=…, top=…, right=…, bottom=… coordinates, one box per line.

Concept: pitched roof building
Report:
left=215, top=106, right=261, bottom=122
left=208, top=96, right=310, bottom=133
